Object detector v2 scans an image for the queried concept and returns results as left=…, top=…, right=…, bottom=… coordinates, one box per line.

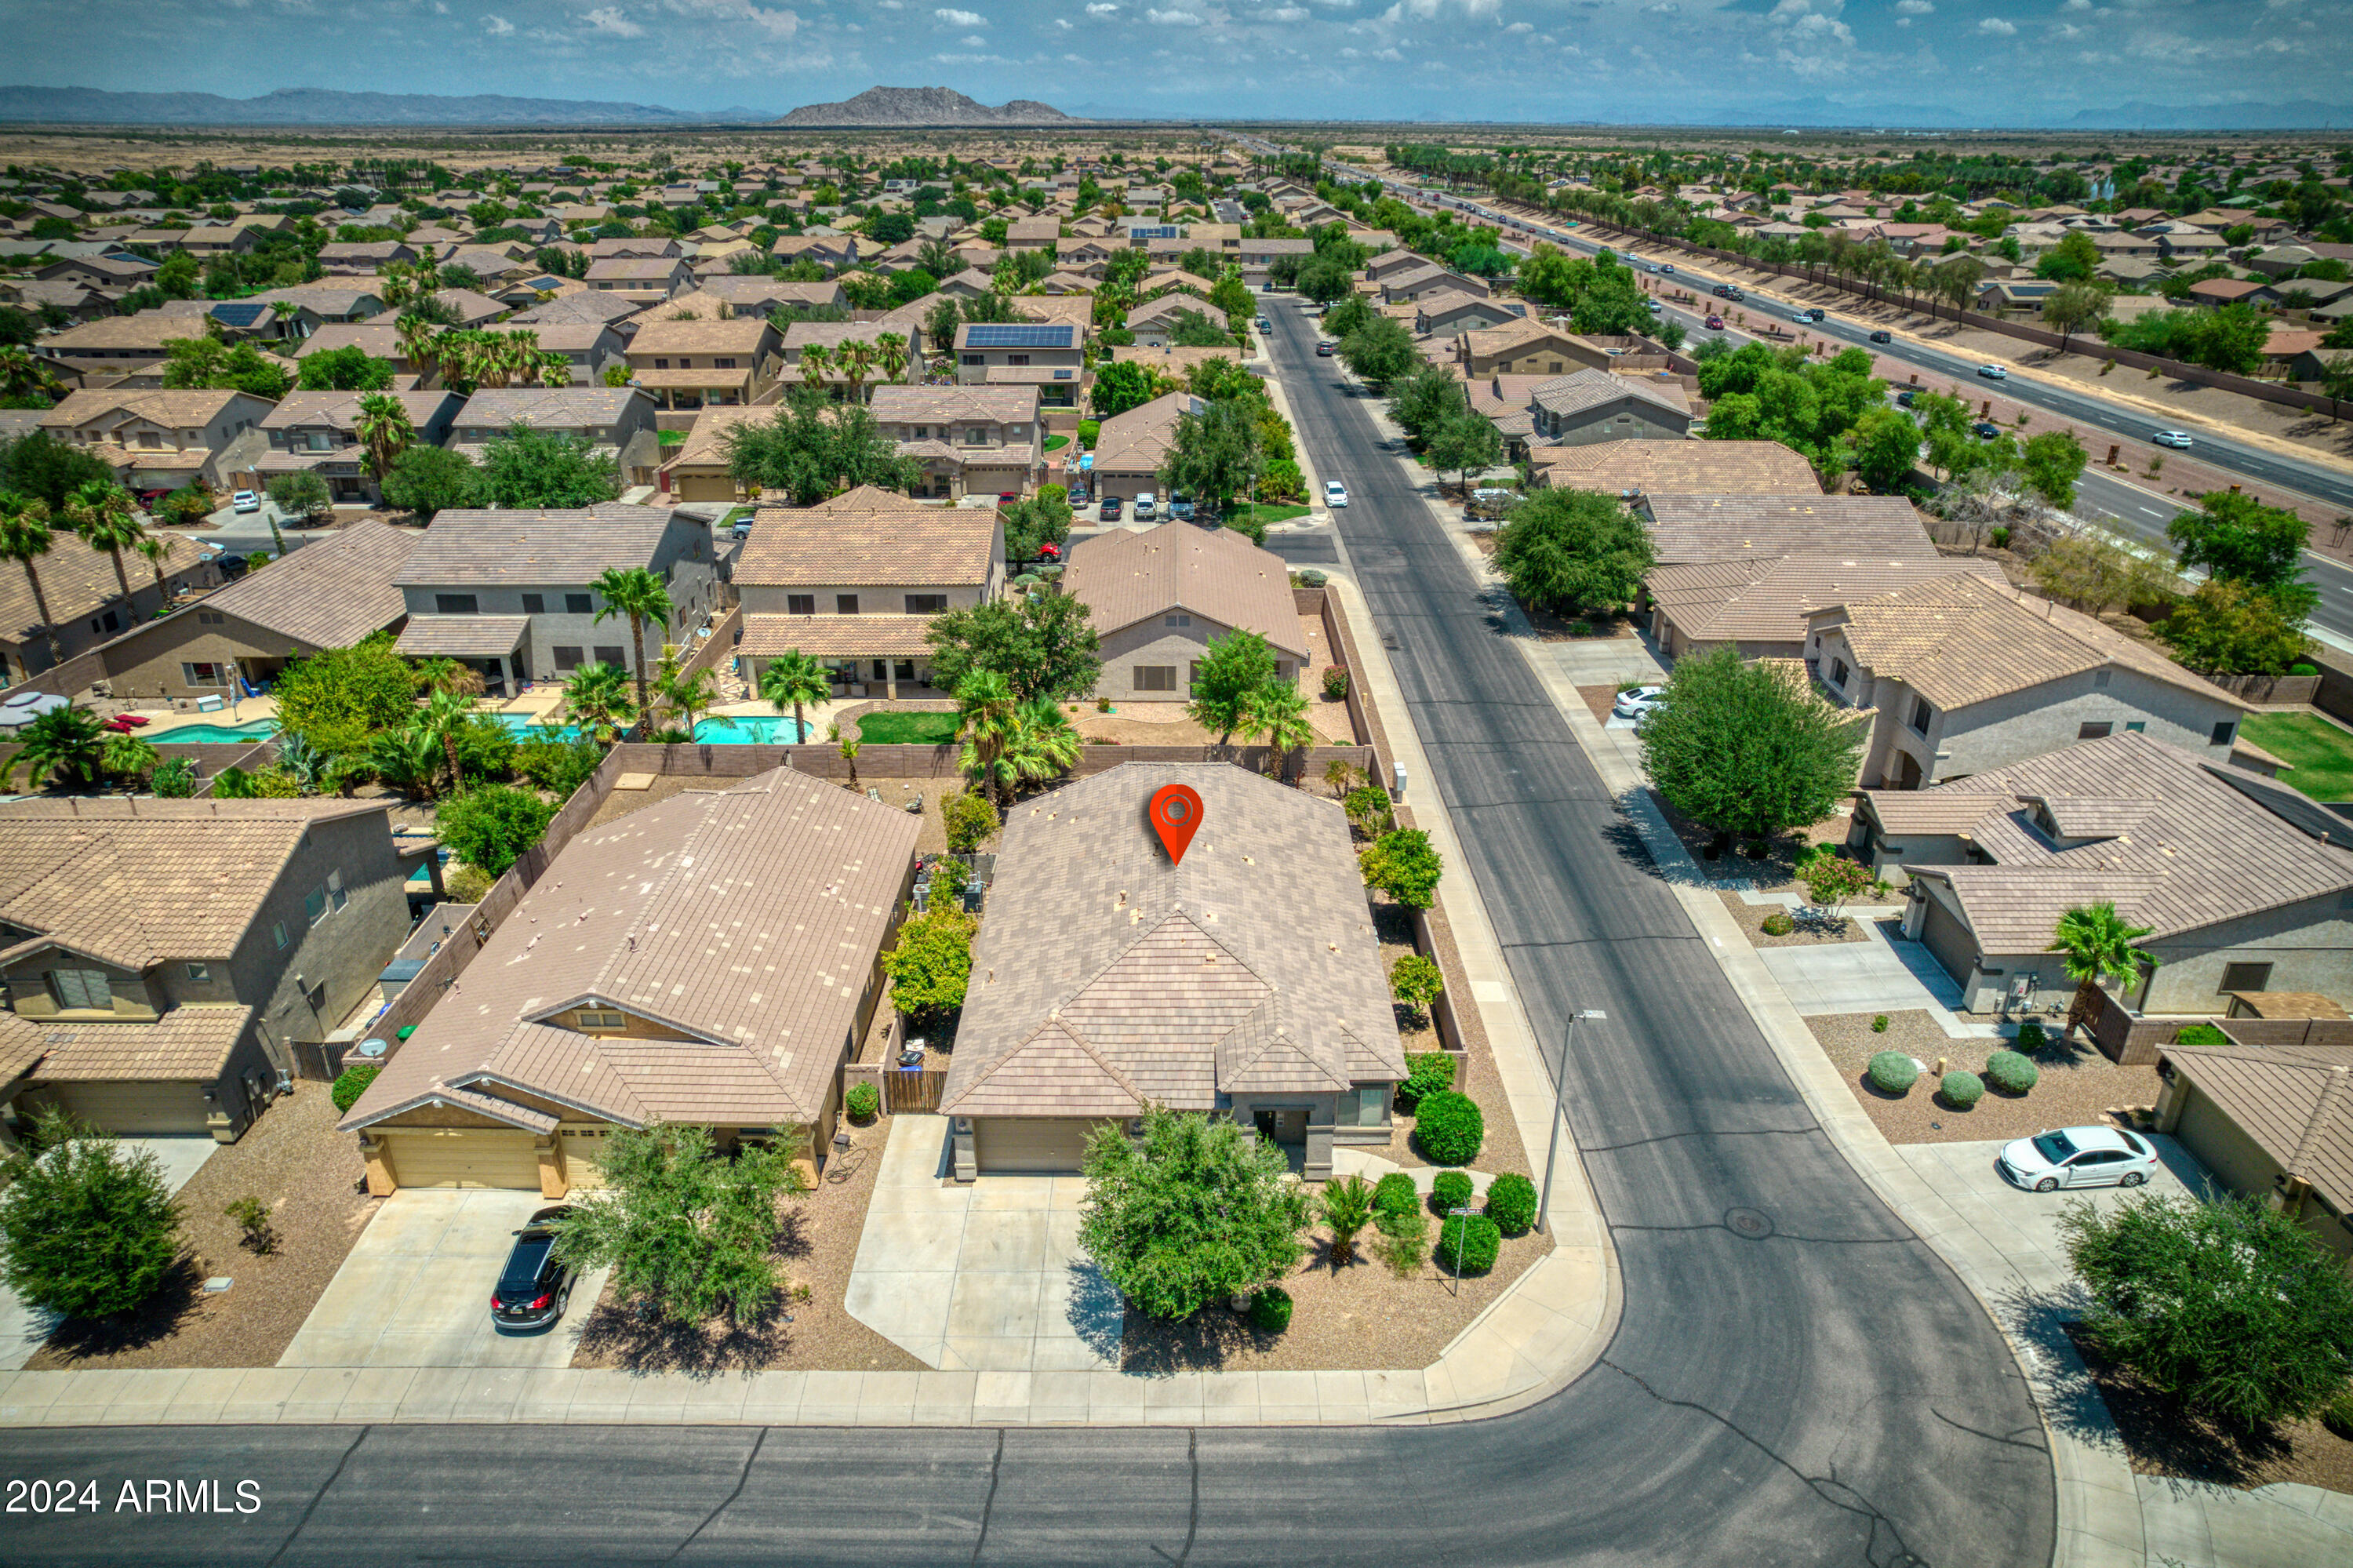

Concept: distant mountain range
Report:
left=0, top=86, right=772, bottom=126
left=775, top=87, right=1078, bottom=128
left=1677, top=97, right=2353, bottom=131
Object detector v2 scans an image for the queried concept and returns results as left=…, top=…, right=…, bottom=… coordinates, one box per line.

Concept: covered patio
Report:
left=395, top=614, right=533, bottom=697
left=739, top=613, right=950, bottom=700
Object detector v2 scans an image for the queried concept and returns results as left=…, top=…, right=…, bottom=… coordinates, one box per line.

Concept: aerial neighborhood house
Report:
left=1526, top=369, right=1692, bottom=446
left=1809, top=574, right=2252, bottom=791
left=1414, top=290, right=1525, bottom=337
left=1377, top=264, right=1490, bottom=306
left=392, top=504, right=721, bottom=697
left=522, top=318, right=630, bottom=386
left=1086, top=389, right=1195, bottom=504
left=1064, top=526, right=1309, bottom=703
left=620, top=315, right=784, bottom=412
left=289, top=322, right=415, bottom=377
left=778, top=319, right=915, bottom=398
left=449, top=385, right=664, bottom=486
left=38, top=387, right=272, bottom=493
left=34, top=312, right=216, bottom=385
left=769, top=234, right=858, bottom=271
left=955, top=322, right=1082, bottom=387
left=1645, top=555, right=2006, bottom=663
left=1454, top=320, right=1618, bottom=379
left=258, top=390, right=463, bottom=505
left=1534, top=438, right=1823, bottom=499
left=1858, top=735, right=2353, bottom=1020
left=584, top=255, right=693, bottom=303
left=0, top=797, right=429, bottom=1140
left=2149, top=1035, right=2353, bottom=1275
left=941, top=764, right=1403, bottom=1180
left=76, top=517, right=416, bottom=701
left=245, top=285, right=387, bottom=324
left=0, top=521, right=216, bottom=683
left=659, top=405, right=767, bottom=504
left=867, top=384, right=1044, bottom=501
left=735, top=486, right=1005, bottom=700
left=1637, top=494, right=1937, bottom=566
left=336, top=769, right=918, bottom=1195
left=1126, top=290, right=1229, bottom=349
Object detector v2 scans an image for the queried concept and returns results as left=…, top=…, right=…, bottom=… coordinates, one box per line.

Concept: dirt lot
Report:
left=1809, top=1010, right=2163, bottom=1146
left=27, top=1086, right=380, bottom=1370
left=2069, top=1323, right=2353, bottom=1497
left=569, top=1112, right=922, bottom=1377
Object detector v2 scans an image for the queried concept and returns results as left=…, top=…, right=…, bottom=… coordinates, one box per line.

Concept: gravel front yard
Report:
left=1809, top=1010, right=2163, bottom=1145
left=1716, top=890, right=1876, bottom=949
left=27, top=1086, right=378, bottom=1370
left=569, top=1113, right=923, bottom=1376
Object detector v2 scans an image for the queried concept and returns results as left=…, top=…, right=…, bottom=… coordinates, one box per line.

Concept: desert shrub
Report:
left=1322, top=664, right=1350, bottom=699
left=1413, top=1090, right=1484, bottom=1165
left=1485, top=1172, right=1538, bottom=1236
left=1435, top=1213, right=1502, bottom=1275
left=1373, top=1172, right=1420, bottom=1224
left=1297, top=568, right=1327, bottom=587
left=1249, top=1285, right=1293, bottom=1333
left=0, top=1108, right=182, bottom=1319
left=2174, top=1024, right=2229, bottom=1046
left=1430, top=1169, right=1474, bottom=1214
left=1760, top=913, right=1795, bottom=937
left=941, top=790, right=998, bottom=853
left=1985, top=1050, right=2040, bottom=1094
left=515, top=737, right=606, bottom=797
left=446, top=864, right=494, bottom=902
left=1395, top=1050, right=1456, bottom=1111
left=224, top=1195, right=275, bottom=1255
left=844, top=1081, right=881, bottom=1120
left=331, top=1063, right=382, bottom=1111
left=1940, top=1070, right=1985, bottom=1109
left=1871, top=1013, right=1889, bottom=1033
left=1989, top=526, right=2011, bottom=549
left=149, top=757, right=198, bottom=798
left=2013, top=1020, right=2047, bottom=1053
left=1867, top=1051, right=1918, bottom=1094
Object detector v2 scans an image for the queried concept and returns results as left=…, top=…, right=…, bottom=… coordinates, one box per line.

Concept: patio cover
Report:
left=395, top=614, right=531, bottom=657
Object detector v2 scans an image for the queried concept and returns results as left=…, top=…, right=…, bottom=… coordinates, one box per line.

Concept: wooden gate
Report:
left=882, top=1068, right=947, bottom=1114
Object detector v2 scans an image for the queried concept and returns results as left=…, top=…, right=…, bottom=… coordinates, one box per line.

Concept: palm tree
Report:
left=2, top=706, right=107, bottom=791
left=0, top=491, right=65, bottom=665
left=559, top=661, right=638, bottom=741
left=536, top=351, right=572, bottom=389
left=1005, top=695, right=1082, bottom=785
left=354, top=392, right=416, bottom=483
left=955, top=668, right=1021, bottom=808
left=133, top=535, right=173, bottom=606
left=590, top=566, right=675, bottom=721
left=837, top=340, right=875, bottom=405
left=417, top=686, right=477, bottom=795
left=0, top=344, right=63, bottom=406
left=67, top=480, right=144, bottom=606
left=656, top=657, right=726, bottom=737
left=1244, top=682, right=1316, bottom=782
left=758, top=649, right=831, bottom=742
left=872, top=330, right=910, bottom=387
left=101, top=731, right=158, bottom=791
left=838, top=737, right=861, bottom=790
left=366, top=725, right=445, bottom=800
left=2048, top=904, right=2159, bottom=1039
left=396, top=311, right=440, bottom=382
left=798, top=342, right=833, bottom=394
left=1318, top=1173, right=1374, bottom=1267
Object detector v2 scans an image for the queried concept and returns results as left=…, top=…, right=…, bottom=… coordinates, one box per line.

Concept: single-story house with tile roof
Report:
left=1536, top=438, right=1822, bottom=500
left=659, top=404, right=767, bottom=504
left=1455, top=321, right=1613, bottom=383
left=2150, top=1035, right=2353, bottom=1276
left=1637, top=494, right=1939, bottom=568
left=0, top=796, right=428, bottom=1138
left=1062, top=525, right=1310, bottom=703
left=1867, top=734, right=2353, bottom=1019
left=337, top=769, right=918, bottom=1195
left=1085, top=389, right=1197, bottom=504
left=941, top=762, right=1402, bottom=1179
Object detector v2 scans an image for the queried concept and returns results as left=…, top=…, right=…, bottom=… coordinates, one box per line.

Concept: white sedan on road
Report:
left=1996, top=1126, right=2160, bottom=1192
left=2151, top=430, right=2195, bottom=449
left=1977, top=363, right=2009, bottom=380
left=1324, top=480, right=1348, bottom=508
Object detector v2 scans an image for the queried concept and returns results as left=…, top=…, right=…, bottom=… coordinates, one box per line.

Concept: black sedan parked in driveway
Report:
left=491, top=1205, right=577, bottom=1333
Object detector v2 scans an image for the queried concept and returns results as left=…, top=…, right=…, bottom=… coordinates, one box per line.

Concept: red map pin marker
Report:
left=1148, top=782, right=1203, bottom=866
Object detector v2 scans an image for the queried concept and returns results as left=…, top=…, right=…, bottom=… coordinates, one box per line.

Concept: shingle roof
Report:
left=260, top=390, right=456, bottom=434
left=624, top=316, right=776, bottom=356
left=2162, top=1041, right=2353, bottom=1213
left=868, top=384, right=1039, bottom=425
left=736, top=486, right=998, bottom=589
left=197, top=517, right=417, bottom=649
left=41, top=388, right=251, bottom=430
left=1088, top=390, right=1195, bottom=477
left=396, top=504, right=686, bottom=587
left=340, top=768, right=919, bottom=1133
left=395, top=614, right=532, bottom=657
left=1063, top=526, right=1308, bottom=660
left=452, top=387, right=646, bottom=430
left=1640, top=494, right=1938, bottom=567
left=941, top=764, right=1401, bottom=1119
left=736, top=615, right=938, bottom=658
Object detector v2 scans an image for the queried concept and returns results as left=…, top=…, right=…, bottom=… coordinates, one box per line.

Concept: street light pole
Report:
left=1537, top=1008, right=1604, bottom=1237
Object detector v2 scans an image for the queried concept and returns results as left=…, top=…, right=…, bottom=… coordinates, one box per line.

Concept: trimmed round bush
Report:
left=844, top=1080, right=881, bottom=1120
left=1413, top=1090, right=1485, bottom=1166
left=1985, top=1050, right=2040, bottom=1095
left=1867, top=1051, right=1918, bottom=1095
left=1760, top=913, right=1795, bottom=937
left=1430, top=1169, right=1475, bottom=1215
left=331, top=1063, right=381, bottom=1113
left=1249, top=1286, right=1293, bottom=1333
left=2290, top=662, right=2319, bottom=677
left=1298, top=569, right=1328, bottom=588
left=1395, top=1050, right=1456, bottom=1111
left=1435, top=1213, right=1502, bottom=1274
left=1484, top=1172, right=1538, bottom=1236
left=2013, top=1020, right=2047, bottom=1053
left=1940, top=1070, right=1985, bottom=1109
left=1373, top=1172, right=1420, bottom=1223
left=2175, top=1024, right=2229, bottom=1046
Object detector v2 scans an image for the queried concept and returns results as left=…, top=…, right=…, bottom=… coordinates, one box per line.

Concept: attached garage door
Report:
left=381, top=1129, right=540, bottom=1191
left=33, top=1081, right=209, bottom=1135
left=1918, top=897, right=1979, bottom=991
left=558, top=1126, right=613, bottom=1193
left=973, top=1118, right=1104, bottom=1174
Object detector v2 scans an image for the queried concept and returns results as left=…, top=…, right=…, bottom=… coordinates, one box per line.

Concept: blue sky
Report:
left=12, top=0, right=2353, bottom=124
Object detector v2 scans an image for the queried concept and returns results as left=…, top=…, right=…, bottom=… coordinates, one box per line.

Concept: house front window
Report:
left=1828, top=658, right=1849, bottom=688
left=522, top=593, right=544, bottom=614
left=567, top=593, right=593, bottom=614
left=2220, top=961, right=2272, bottom=995
left=435, top=594, right=478, bottom=615
left=1910, top=697, right=1933, bottom=735
left=1136, top=665, right=1177, bottom=692
left=837, top=595, right=860, bottom=615
left=787, top=594, right=815, bottom=616
left=905, top=594, right=947, bottom=613
left=2212, top=721, right=2236, bottom=747
left=46, top=969, right=112, bottom=1010
left=554, top=646, right=584, bottom=671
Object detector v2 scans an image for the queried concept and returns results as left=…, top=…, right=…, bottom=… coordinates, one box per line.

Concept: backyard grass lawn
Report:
left=1227, top=503, right=1311, bottom=527
left=1044, top=434, right=1069, bottom=451
left=2240, top=713, right=2353, bottom=802
left=856, top=710, right=963, bottom=744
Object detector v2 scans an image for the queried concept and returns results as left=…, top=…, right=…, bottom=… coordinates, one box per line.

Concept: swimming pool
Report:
left=692, top=715, right=809, bottom=744
left=154, top=722, right=277, bottom=744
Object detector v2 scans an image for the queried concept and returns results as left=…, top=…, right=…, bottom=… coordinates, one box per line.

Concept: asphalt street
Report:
left=0, top=313, right=2053, bottom=1568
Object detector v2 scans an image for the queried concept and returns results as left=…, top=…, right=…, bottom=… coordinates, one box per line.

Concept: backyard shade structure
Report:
left=394, top=615, right=533, bottom=658
left=734, top=615, right=937, bottom=660
left=0, top=692, right=71, bottom=729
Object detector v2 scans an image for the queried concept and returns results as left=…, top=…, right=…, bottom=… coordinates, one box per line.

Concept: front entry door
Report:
left=1253, top=1107, right=1308, bottom=1145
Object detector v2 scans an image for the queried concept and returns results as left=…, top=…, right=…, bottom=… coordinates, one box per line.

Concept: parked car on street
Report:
left=1977, top=363, right=2008, bottom=380
left=1996, top=1126, right=2158, bottom=1193
left=1896, top=388, right=1918, bottom=407
left=1973, top=420, right=2002, bottom=439
left=1804, top=308, right=1826, bottom=322
left=1659, top=264, right=1676, bottom=275
left=1704, top=315, right=1725, bottom=330
left=1324, top=479, right=1349, bottom=508
left=231, top=489, right=260, bottom=514
left=1868, top=329, right=1893, bottom=344
left=1612, top=686, right=1667, bottom=721
left=2151, top=430, right=2194, bottom=449
left=1254, top=317, right=1271, bottom=332
left=490, top=1206, right=577, bottom=1333
left=1315, top=340, right=1336, bottom=356
left=1169, top=493, right=1195, bottom=519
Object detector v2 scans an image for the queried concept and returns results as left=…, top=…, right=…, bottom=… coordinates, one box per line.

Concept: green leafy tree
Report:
left=2028, top=529, right=2180, bottom=616
left=1187, top=628, right=1279, bottom=744
left=1641, top=648, right=1867, bottom=846
left=1296, top=255, right=1353, bottom=305
left=379, top=443, right=478, bottom=521
left=0, top=1108, right=183, bottom=1319
left=1338, top=315, right=1418, bottom=391
left=1361, top=827, right=1444, bottom=910
left=942, top=789, right=998, bottom=854
left=1848, top=404, right=1922, bottom=492
left=1161, top=397, right=1263, bottom=513
left=2047, top=902, right=2158, bottom=1038
left=2060, top=1192, right=2353, bottom=1428
left=2039, top=281, right=2112, bottom=355
left=2020, top=430, right=2089, bottom=511
left=881, top=905, right=978, bottom=1017
left=591, top=566, right=674, bottom=720
left=161, top=337, right=292, bottom=399
left=925, top=591, right=1100, bottom=701
left=2167, top=491, right=2311, bottom=595
left=1002, top=489, right=1073, bottom=563
left=1089, top=360, right=1176, bottom=420
left=1425, top=407, right=1503, bottom=493
left=0, top=432, right=115, bottom=511
left=2033, top=230, right=2103, bottom=283
left=1077, top=1105, right=1311, bottom=1320
left=547, top=1120, right=808, bottom=1327
left=272, top=634, right=419, bottom=759
left=266, top=471, right=333, bottom=524
left=1494, top=487, right=1656, bottom=617
left=718, top=387, right=920, bottom=504
left=1391, top=953, right=1444, bottom=1020
left=474, top=422, right=620, bottom=509
left=1387, top=362, right=1468, bottom=447
left=757, top=649, right=831, bottom=740
left=0, top=704, right=107, bottom=791
left=435, top=784, right=557, bottom=877
left=296, top=344, right=396, bottom=391
left=2158, top=578, right=2312, bottom=675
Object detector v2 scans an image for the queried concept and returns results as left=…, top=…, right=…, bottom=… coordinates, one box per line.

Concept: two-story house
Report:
left=257, top=390, right=463, bottom=504
left=0, top=797, right=430, bottom=1139
left=620, top=315, right=783, bottom=413
left=447, top=385, right=664, bottom=487
left=38, top=387, right=274, bottom=493
left=35, top=311, right=216, bottom=386
left=1063, top=525, right=1310, bottom=704
left=391, top=504, right=720, bottom=697
left=778, top=320, right=918, bottom=400
left=866, top=385, right=1044, bottom=503
left=584, top=256, right=693, bottom=303
left=1525, top=369, right=1693, bottom=446
left=953, top=321, right=1082, bottom=387
left=735, top=486, right=1005, bottom=700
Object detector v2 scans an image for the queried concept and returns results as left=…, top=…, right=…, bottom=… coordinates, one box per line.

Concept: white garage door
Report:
left=34, top=1081, right=210, bottom=1135
left=558, top=1126, right=613, bottom=1193
left=381, top=1129, right=540, bottom=1190
left=973, top=1118, right=1104, bottom=1174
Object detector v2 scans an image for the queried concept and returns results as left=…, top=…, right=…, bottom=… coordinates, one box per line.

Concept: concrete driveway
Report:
left=278, top=1190, right=608, bottom=1370
left=0, top=1137, right=219, bottom=1371
left=1758, top=915, right=1994, bottom=1039
left=844, top=1115, right=1121, bottom=1373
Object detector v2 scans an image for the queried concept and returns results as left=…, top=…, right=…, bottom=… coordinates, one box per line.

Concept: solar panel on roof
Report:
left=962, top=323, right=1073, bottom=350
left=210, top=303, right=266, bottom=328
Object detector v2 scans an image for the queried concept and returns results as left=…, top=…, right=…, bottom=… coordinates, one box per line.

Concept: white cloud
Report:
left=1642, top=1, right=1677, bottom=12
left=2061, top=0, right=2089, bottom=9
left=482, top=11, right=515, bottom=31
left=1768, top=0, right=1853, bottom=47
left=656, top=0, right=797, bottom=36
left=934, top=5, right=984, bottom=22
left=1145, top=5, right=1203, bottom=20
left=1266, top=4, right=1307, bottom=16
left=1978, top=15, right=2016, bottom=34
left=1893, top=0, right=1931, bottom=13
left=430, top=0, right=447, bottom=12
left=962, top=32, right=984, bottom=43
left=1054, top=13, right=1071, bottom=23
left=1503, top=17, right=1530, bottom=29
left=582, top=5, right=645, bottom=34
left=1086, top=2, right=1118, bottom=11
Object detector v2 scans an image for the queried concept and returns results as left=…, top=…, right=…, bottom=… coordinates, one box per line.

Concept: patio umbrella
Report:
left=0, top=693, right=69, bottom=729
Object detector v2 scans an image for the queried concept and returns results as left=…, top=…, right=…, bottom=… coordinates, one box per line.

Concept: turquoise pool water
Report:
left=693, top=715, right=809, bottom=744
left=155, top=722, right=277, bottom=744
left=494, top=714, right=586, bottom=741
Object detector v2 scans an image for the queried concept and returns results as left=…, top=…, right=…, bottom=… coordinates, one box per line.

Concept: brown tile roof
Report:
left=941, top=764, right=1401, bottom=1119
left=1889, top=734, right=2353, bottom=949
left=194, top=517, right=417, bottom=649
left=1860, top=793, right=2017, bottom=835
left=737, top=486, right=999, bottom=589
left=340, top=768, right=919, bottom=1133
left=868, top=384, right=1039, bottom=425
left=1538, top=438, right=1821, bottom=498
left=1088, top=390, right=1193, bottom=477
left=1530, top=369, right=1691, bottom=420
left=1063, top=526, right=1308, bottom=660
left=260, top=390, right=456, bottom=434
left=394, top=614, right=532, bottom=657
left=624, top=316, right=776, bottom=357
left=41, top=388, right=253, bottom=431
left=1640, top=494, right=1938, bottom=567
left=1648, top=555, right=2004, bottom=646
left=0, top=1005, right=254, bottom=1085
left=37, top=313, right=209, bottom=354
left=737, top=614, right=938, bottom=659
left=0, top=525, right=208, bottom=651
left=397, top=504, right=688, bottom=587
left=2163, top=1042, right=2353, bottom=1213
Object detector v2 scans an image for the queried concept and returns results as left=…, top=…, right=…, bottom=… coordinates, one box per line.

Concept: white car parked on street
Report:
left=1324, top=480, right=1348, bottom=508
left=1996, top=1126, right=2159, bottom=1192
left=1977, top=363, right=2009, bottom=380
